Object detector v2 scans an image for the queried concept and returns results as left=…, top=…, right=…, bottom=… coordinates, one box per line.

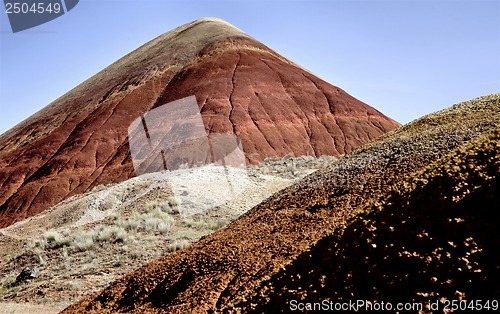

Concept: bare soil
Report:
left=0, top=155, right=333, bottom=313
left=63, top=94, right=499, bottom=313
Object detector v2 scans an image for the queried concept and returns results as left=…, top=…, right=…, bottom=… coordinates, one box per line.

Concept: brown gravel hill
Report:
left=0, top=18, right=398, bottom=228
left=232, top=124, right=500, bottom=313
left=62, top=94, right=499, bottom=313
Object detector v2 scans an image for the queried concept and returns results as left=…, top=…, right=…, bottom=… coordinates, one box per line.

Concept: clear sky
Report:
left=0, top=0, right=499, bottom=135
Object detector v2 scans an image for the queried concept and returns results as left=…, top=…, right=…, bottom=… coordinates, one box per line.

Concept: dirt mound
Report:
left=0, top=18, right=398, bottom=228
left=62, top=94, right=499, bottom=313
left=231, top=128, right=500, bottom=313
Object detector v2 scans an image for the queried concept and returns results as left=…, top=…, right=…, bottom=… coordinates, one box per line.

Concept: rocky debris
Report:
left=15, top=267, right=40, bottom=283
left=62, top=94, right=499, bottom=313
left=0, top=18, right=398, bottom=228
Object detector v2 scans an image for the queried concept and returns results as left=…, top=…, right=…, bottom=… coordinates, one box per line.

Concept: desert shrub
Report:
left=120, top=204, right=176, bottom=234
left=42, top=230, right=70, bottom=249
left=126, top=219, right=140, bottom=231
left=157, top=221, right=171, bottom=234
left=71, top=232, right=94, bottom=252
left=118, top=217, right=140, bottom=231
left=168, top=239, right=190, bottom=252
left=95, top=226, right=127, bottom=243
left=183, top=216, right=227, bottom=231
left=144, top=216, right=163, bottom=232
left=206, top=218, right=227, bottom=231
left=171, top=229, right=204, bottom=240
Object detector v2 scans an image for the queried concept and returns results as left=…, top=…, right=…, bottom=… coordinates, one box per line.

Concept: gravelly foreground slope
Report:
left=0, top=18, right=398, bottom=228
left=231, top=125, right=500, bottom=313
left=63, top=94, right=499, bottom=313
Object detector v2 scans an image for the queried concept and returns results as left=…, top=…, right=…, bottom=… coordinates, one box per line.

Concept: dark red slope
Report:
left=0, top=18, right=399, bottom=228
left=158, top=37, right=398, bottom=164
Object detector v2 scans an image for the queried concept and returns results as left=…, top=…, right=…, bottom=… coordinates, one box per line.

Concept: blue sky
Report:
left=0, top=0, right=499, bottom=135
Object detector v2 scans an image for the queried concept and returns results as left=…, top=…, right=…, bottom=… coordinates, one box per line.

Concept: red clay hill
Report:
left=0, top=18, right=399, bottom=228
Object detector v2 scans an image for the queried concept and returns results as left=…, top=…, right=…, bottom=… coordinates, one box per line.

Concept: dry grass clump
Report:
left=183, top=216, right=227, bottom=231
left=38, top=225, right=129, bottom=252
left=118, top=201, right=176, bottom=234
left=95, top=225, right=128, bottom=243
left=42, top=230, right=71, bottom=248
left=169, top=239, right=190, bottom=252
left=71, top=232, right=95, bottom=252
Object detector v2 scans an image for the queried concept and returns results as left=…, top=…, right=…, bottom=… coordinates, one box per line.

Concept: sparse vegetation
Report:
left=0, top=141, right=368, bottom=310
left=34, top=196, right=232, bottom=261
left=95, top=225, right=127, bottom=243
left=38, top=226, right=126, bottom=253
left=171, top=229, right=204, bottom=240
left=169, top=239, right=190, bottom=252
left=0, top=274, right=20, bottom=295
left=36, top=201, right=178, bottom=253
left=71, top=232, right=95, bottom=252
left=183, top=216, right=227, bottom=231
left=113, top=256, right=126, bottom=267
left=42, top=230, right=71, bottom=249
left=120, top=201, right=176, bottom=233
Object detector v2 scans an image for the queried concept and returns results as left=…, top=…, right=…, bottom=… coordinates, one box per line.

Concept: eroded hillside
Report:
left=63, top=94, right=499, bottom=313
left=0, top=18, right=398, bottom=229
